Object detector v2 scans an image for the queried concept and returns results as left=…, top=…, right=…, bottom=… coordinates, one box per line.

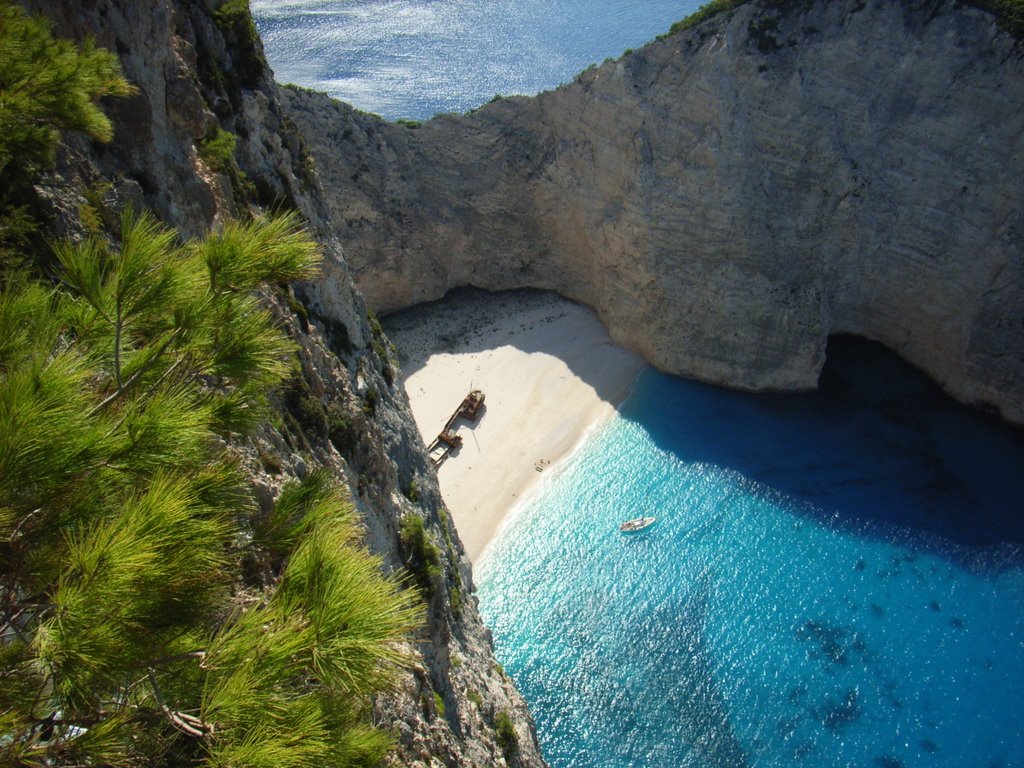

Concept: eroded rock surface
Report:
left=28, top=1, right=546, bottom=765
left=284, top=0, right=1024, bottom=423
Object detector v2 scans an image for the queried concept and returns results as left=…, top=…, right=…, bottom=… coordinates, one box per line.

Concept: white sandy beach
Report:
left=383, top=290, right=645, bottom=563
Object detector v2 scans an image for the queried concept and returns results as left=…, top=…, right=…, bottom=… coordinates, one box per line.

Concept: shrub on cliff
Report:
left=0, top=211, right=419, bottom=766
left=0, top=0, right=134, bottom=269
left=968, top=0, right=1024, bottom=37
left=400, top=513, right=442, bottom=597
left=0, top=1, right=133, bottom=179
left=198, top=126, right=239, bottom=174
left=212, top=0, right=266, bottom=94
left=494, top=709, right=519, bottom=758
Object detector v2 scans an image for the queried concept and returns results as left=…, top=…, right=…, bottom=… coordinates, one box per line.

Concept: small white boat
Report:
left=619, top=516, right=657, bottom=533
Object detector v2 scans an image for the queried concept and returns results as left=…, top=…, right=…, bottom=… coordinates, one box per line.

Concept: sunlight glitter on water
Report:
left=251, top=0, right=703, bottom=119
left=477, top=346, right=1024, bottom=768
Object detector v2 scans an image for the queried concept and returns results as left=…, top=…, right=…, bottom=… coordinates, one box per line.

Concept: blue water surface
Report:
left=251, top=0, right=702, bottom=120
left=477, top=339, right=1024, bottom=768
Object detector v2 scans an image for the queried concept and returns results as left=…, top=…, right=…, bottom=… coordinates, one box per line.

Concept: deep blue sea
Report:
left=250, top=0, right=703, bottom=120
left=477, top=338, right=1024, bottom=767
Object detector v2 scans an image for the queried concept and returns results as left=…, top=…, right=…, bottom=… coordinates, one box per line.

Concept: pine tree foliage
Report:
left=0, top=0, right=136, bottom=273
left=0, top=0, right=134, bottom=181
left=204, top=475, right=419, bottom=768
left=0, top=212, right=420, bottom=766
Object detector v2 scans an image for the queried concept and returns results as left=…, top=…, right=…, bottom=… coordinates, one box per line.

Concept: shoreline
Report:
left=383, top=289, right=646, bottom=563
left=473, top=389, right=634, bottom=568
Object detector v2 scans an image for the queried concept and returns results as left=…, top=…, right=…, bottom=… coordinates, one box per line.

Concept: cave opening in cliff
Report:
left=818, top=334, right=936, bottom=402
left=810, top=333, right=1024, bottom=548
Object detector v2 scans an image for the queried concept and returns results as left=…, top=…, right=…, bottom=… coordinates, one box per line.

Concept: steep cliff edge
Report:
left=284, top=0, right=1024, bottom=424
left=24, top=0, right=544, bottom=765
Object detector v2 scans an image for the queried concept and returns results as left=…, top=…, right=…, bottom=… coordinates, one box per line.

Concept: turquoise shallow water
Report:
left=251, top=0, right=702, bottom=120
left=477, top=339, right=1024, bottom=768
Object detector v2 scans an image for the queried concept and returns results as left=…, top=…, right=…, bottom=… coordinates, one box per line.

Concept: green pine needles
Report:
left=968, top=0, right=1024, bottom=37
left=0, top=0, right=134, bottom=179
left=0, top=7, right=420, bottom=765
left=0, top=211, right=420, bottom=766
left=0, top=0, right=134, bottom=270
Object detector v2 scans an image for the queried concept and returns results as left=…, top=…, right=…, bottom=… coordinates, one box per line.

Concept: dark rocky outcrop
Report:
left=284, top=0, right=1024, bottom=425
left=25, top=0, right=545, bottom=765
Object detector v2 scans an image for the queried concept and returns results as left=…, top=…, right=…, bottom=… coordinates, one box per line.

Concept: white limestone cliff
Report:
left=284, top=0, right=1024, bottom=424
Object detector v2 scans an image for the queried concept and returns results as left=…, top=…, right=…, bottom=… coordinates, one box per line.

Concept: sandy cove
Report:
left=383, top=289, right=645, bottom=563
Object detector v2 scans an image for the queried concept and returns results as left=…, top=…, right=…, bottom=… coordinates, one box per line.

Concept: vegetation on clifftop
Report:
left=966, top=0, right=1024, bottom=36
left=657, top=0, right=746, bottom=38
left=212, top=0, right=265, bottom=87
left=657, top=0, right=1024, bottom=41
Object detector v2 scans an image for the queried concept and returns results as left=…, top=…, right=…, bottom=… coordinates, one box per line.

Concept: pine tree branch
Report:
left=89, top=327, right=185, bottom=416
left=98, top=355, right=194, bottom=447
left=6, top=507, right=43, bottom=542
left=0, top=602, right=40, bottom=643
left=146, top=650, right=207, bottom=667
left=2, top=605, right=30, bottom=634
left=138, top=354, right=190, bottom=402
left=32, top=714, right=105, bottom=729
left=0, top=618, right=29, bottom=643
left=146, top=668, right=210, bottom=740
left=113, top=304, right=123, bottom=392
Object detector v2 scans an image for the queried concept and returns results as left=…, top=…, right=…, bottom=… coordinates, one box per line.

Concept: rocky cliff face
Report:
left=284, top=0, right=1024, bottom=424
left=27, top=1, right=545, bottom=765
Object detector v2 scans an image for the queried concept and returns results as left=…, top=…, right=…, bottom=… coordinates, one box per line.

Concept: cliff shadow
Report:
left=616, top=335, right=1024, bottom=556
left=384, top=290, right=1024, bottom=556
left=381, top=286, right=640, bottom=407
